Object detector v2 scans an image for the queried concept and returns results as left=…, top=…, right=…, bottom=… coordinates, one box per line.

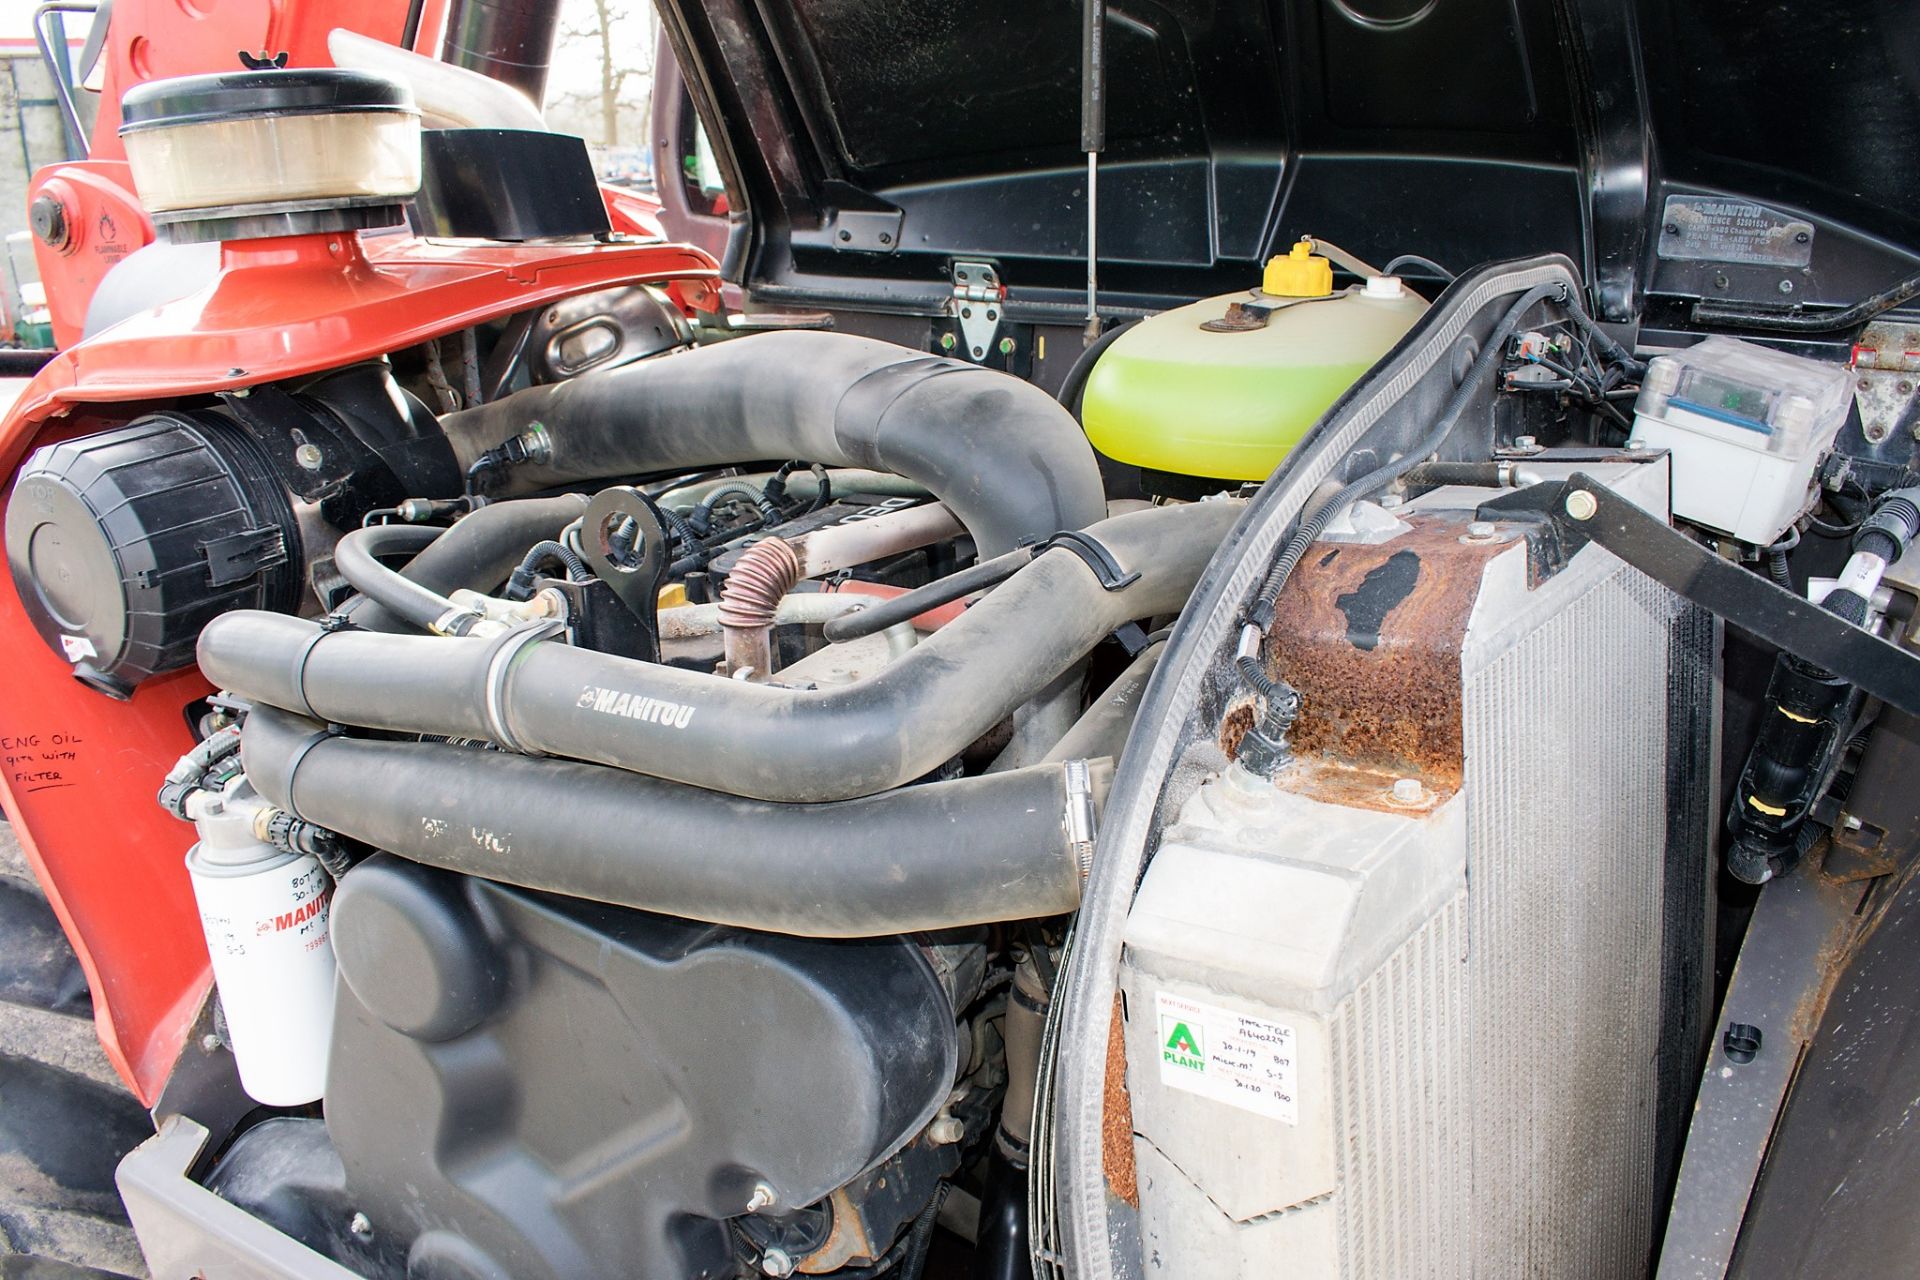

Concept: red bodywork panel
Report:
left=2, top=230, right=718, bottom=1105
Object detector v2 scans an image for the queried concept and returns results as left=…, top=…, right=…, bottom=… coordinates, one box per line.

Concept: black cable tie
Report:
left=1027, top=529, right=1142, bottom=590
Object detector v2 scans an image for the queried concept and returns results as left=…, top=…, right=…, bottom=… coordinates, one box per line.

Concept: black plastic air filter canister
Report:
left=5, top=413, right=301, bottom=697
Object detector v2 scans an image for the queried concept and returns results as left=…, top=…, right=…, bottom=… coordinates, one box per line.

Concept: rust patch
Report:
left=1254, top=514, right=1509, bottom=793
left=1103, top=995, right=1138, bottom=1206
left=1219, top=698, right=1258, bottom=762
left=1271, top=756, right=1447, bottom=817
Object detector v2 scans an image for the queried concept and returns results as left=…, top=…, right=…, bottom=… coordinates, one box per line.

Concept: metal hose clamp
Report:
left=1062, top=759, right=1099, bottom=878
left=480, top=620, right=563, bottom=754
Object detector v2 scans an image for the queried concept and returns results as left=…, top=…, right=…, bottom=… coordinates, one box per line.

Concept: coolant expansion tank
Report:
left=1083, top=247, right=1428, bottom=482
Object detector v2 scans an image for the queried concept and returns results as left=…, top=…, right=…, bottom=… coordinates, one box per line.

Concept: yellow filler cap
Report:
left=1262, top=239, right=1334, bottom=298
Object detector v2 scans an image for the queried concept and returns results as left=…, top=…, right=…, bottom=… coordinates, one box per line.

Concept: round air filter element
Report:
left=119, top=68, right=421, bottom=243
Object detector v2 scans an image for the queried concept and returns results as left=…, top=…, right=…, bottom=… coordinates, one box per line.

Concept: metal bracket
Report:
left=951, top=261, right=1005, bottom=362
left=1479, top=473, right=1920, bottom=716
left=1653, top=871, right=1866, bottom=1280
left=1849, top=320, right=1920, bottom=447
left=578, top=486, right=670, bottom=640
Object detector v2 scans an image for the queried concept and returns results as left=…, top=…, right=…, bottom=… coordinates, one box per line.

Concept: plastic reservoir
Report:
left=1082, top=274, right=1428, bottom=481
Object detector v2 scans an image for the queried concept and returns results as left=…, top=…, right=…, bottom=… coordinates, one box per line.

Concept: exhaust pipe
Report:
left=199, top=502, right=1241, bottom=804
left=240, top=706, right=1103, bottom=937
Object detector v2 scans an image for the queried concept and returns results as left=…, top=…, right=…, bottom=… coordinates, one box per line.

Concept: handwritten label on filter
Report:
left=1155, top=990, right=1299, bottom=1124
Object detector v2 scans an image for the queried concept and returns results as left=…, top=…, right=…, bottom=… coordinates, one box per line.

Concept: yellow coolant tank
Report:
left=1082, top=245, right=1429, bottom=482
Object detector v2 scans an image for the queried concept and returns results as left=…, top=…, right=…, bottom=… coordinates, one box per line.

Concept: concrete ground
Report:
left=0, top=821, right=151, bottom=1279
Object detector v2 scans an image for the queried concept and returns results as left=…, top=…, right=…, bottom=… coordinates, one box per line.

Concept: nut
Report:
left=294, top=443, right=325, bottom=472
left=746, top=1182, right=777, bottom=1213
left=926, top=1114, right=966, bottom=1145
left=349, top=1213, right=373, bottom=1238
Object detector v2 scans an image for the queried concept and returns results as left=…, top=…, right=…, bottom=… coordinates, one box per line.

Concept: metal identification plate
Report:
left=1657, top=196, right=1814, bottom=267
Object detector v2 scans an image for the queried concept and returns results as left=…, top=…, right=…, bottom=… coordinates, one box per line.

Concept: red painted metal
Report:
left=9, top=231, right=718, bottom=432
left=86, top=0, right=417, bottom=163
left=2, top=227, right=716, bottom=1104
left=26, top=162, right=155, bottom=350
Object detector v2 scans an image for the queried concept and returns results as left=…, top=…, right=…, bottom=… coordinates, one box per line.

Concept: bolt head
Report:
left=349, top=1212, right=373, bottom=1238
left=1778, top=279, right=1795, bottom=294
left=294, top=443, right=325, bottom=471
left=761, top=1248, right=795, bottom=1277
left=199, top=1033, right=222, bottom=1053
left=938, top=333, right=956, bottom=351
left=29, top=195, right=70, bottom=250
left=1514, top=435, right=1538, bottom=450
left=1565, top=490, right=1599, bottom=521
left=1390, top=777, right=1426, bottom=805
left=1466, top=521, right=1497, bottom=540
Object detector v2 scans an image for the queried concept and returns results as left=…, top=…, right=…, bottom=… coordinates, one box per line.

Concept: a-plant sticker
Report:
left=1161, top=1017, right=1205, bottom=1072
left=1153, top=990, right=1299, bottom=1124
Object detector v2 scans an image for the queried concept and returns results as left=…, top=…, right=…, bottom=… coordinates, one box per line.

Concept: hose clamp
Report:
left=1062, top=758, right=1099, bottom=879
left=480, top=620, right=563, bottom=755
left=1025, top=530, right=1141, bottom=591
left=285, top=627, right=337, bottom=720
left=278, top=725, right=343, bottom=824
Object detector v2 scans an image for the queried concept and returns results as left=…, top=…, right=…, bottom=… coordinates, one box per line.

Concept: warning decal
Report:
left=1154, top=990, right=1299, bottom=1124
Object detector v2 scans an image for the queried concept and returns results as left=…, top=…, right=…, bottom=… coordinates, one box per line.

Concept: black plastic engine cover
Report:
left=323, top=857, right=958, bottom=1280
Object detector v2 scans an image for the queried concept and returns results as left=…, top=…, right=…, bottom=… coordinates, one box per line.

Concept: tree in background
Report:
left=557, top=0, right=649, bottom=147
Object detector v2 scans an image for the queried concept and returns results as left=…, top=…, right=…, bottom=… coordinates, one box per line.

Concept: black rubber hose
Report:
left=504, top=539, right=589, bottom=599
left=1382, top=253, right=1456, bottom=282
left=436, top=331, right=1108, bottom=557
left=1692, top=267, right=1920, bottom=335
left=1043, top=642, right=1163, bottom=764
left=331, top=524, right=458, bottom=632
left=199, top=501, right=1242, bottom=803
left=340, top=494, right=590, bottom=633
left=820, top=549, right=1028, bottom=643
left=239, top=707, right=1102, bottom=936
left=1055, top=319, right=1139, bottom=418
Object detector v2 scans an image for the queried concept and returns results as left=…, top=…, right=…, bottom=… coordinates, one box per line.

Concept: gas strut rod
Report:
left=1080, top=0, right=1106, bottom=346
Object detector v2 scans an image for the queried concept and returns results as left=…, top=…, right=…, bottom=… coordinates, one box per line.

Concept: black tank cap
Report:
left=119, top=67, right=416, bottom=135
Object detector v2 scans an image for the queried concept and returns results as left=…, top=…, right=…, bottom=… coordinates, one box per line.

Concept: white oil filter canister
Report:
left=186, top=790, right=336, bottom=1106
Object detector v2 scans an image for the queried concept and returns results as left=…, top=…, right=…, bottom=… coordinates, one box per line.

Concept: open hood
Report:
left=655, top=0, right=1920, bottom=344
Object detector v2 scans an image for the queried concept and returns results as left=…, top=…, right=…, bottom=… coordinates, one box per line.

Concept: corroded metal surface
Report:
left=1236, top=514, right=1510, bottom=794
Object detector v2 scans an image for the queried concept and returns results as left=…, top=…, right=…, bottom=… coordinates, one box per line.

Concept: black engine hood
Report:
left=656, top=0, right=1920, bottom=341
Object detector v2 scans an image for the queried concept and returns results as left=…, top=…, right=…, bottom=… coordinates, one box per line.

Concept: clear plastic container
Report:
left=1630, top=336, right=1854, bottom=545
left=123, top=110, right=422, bottom=213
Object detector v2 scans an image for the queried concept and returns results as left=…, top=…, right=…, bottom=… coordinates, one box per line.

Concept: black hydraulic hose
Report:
left=332, top=524, right=459, bottom=633
left=200, top=501, right=1242, bottom=803
left=339, top=494, right=590, bottom=633
left=437, top=331, right=1108, bottom=557
left=239, top=706, right=1102, bottom=937
left=1692, top=267, right=1920, bottom=335
left=820, top=549, right=1028, bottom=643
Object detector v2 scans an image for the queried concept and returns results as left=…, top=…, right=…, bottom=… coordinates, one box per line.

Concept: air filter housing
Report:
left=119, top=68, right=421, bottom=243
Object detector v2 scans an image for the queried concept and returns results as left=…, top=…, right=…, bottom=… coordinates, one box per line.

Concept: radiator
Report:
left=1119, top=460, right=1711, bottom=1277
